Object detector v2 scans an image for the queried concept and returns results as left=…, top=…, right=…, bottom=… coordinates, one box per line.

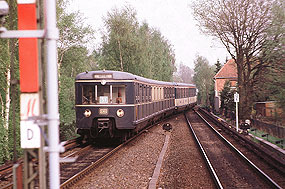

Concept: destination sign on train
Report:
left=93, top=74, right=113, bottom=79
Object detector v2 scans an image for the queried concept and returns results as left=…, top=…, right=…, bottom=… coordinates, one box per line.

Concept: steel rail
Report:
left=0, top=137, right=81, bottom=189
left=60, top=108, right=186, bottom=188
left=0, top=182, right=13, bottom=189
left=184, top=113, right=223, bottom=189
left=194, top=110, right=282, bottom=189
left=61, top=145, right=92, bottom=161
left=60, top=125, right=153, bottom=188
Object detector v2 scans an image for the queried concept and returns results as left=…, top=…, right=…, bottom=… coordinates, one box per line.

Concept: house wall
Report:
left=256, top=102, right=282, bottom=117
left=214, top=78, right=237, bottom=111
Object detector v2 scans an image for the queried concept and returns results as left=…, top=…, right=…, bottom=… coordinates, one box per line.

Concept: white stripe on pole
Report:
left=17, top=0, right=36, bottom=4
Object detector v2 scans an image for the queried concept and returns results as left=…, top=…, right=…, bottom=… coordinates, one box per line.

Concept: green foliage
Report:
left=0, top=122, right=9, bottom=164
left=214, top=59, right=222, bottom=74
left=174, top=63, right=194, bottom=84
left=191, top=0, right=276, bottom=120
left=193, top=55, right=215, bottom=107
left=0, top=39, right=9, bottom=119
left=59, top=46, right=96, bottom=124
left=59, top=122, right=78, bottom=141
left=260, top=0, right=285, bottom=115
left=261, top=0, right=285, bottom=65
left=0, top=0, right=21, bottom=164
left=57, top=0, right=96, bottom=134
left=220, top=81, right=236, bottom=116
left=253, top=0, right=285, bottom=118
left=97, top=6, right=175, bottom=81
left=57, top=0, right=94, bottom=49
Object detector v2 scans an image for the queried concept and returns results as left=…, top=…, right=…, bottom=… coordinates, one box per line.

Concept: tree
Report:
left=178, top=63, right=194, bottom=84
left=59, top=46, right=96, bottom=124
left=259, top=0, right=285, bottom=116
left=250, top=0, right=285, bottom=121
left=98, top=6, right=175, bottom=81
left=261, top=0, right=285, bottom=66
left=57, top=0, right=96, bottom=127
left=57, top=0, right=94, bottom=75
left=193, top=56, right=215, bottom=107
left=192, top=0, right=277, bottom=119
left=0, top=0, right=19, bottom=163
left=220, top=80, right=236, bottom=117
left=214, top=59, right=222, bottom=74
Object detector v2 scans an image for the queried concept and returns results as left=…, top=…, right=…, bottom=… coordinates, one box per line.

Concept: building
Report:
left=213, top=59, right=238, bottom=112
left=255, top=101, right=283, bottom=118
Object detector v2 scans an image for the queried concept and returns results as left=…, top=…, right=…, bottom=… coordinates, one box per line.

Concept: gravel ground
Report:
left=71, top=121, right=166, bottom=188
left=157, top=114, right=215, bottom=188
left=70, top=114, right=214, bottom=188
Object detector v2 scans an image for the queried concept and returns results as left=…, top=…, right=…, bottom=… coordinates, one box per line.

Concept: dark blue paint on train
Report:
left=75, top=70, right=197, bottom=140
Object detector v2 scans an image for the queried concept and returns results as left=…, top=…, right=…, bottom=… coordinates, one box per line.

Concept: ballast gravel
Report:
left=70, top=114, right=214, bottom=188
left=157, top=114, right=214, bottom=188
left=71, top=123, right=166, bottom=188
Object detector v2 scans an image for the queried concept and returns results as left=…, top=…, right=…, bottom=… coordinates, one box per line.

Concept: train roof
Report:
left=76, top=70, right=196, bottom=88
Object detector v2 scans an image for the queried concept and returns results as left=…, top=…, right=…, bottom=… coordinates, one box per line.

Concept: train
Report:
left=75, top=70, right=197, bottom=141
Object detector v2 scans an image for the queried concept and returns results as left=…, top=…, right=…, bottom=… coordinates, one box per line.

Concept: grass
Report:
left=248, top=129, right=284, bottom=149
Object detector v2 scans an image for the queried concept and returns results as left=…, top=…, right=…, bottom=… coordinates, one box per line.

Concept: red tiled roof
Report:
left=214, top=59, right=237, bottom=79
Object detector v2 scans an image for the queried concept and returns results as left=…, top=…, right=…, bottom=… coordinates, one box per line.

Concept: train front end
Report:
left=75, top=71, right=135, bottom=140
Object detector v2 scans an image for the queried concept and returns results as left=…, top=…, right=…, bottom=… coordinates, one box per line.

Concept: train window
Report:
left=145, top=85, right=148, bottom=102
left=82, top=85, right=95, bottom=104
left=142, top=85, right=144, bottom=102
left=177, top=88, right=179, bottom=98
left=96, top=85, right=111, bottom=104
left=167, top=87, right=169, bottom=98
left=143, top=85, right=146, bottom=102
left=153, top=87, right=155, bottom=101
left=139, top=84, right=142, bottom=103
left=136, top=83, right=139, bottom=104
left=153, top=87, right=156, bottom=101
left=156, top=87, right=158, bottom=101
left=157, top=87, right=159, bottom=100
left=112, top=85, right=126, bottom=104
left=149, top=86, right=151, bottom=102
left=82, top=84, right=126, bottom=104
left=151, top=86, right=154, bottom=101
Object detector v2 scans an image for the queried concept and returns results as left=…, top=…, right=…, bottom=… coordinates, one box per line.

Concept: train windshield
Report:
left=82, top=84, right=126, bottom=104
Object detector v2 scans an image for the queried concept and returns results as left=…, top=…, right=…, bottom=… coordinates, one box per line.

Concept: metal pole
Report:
left=236, top=101, right=239, bottom=132
left=45, top=0, right=60, bottom=188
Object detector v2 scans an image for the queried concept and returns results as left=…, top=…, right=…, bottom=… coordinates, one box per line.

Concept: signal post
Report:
left=18, top=1, right=43, bottom=188
left=0, top=0, right=61, bottom=188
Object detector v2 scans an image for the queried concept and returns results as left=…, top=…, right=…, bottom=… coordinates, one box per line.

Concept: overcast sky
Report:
left=70, top=0, right=230, bottom=69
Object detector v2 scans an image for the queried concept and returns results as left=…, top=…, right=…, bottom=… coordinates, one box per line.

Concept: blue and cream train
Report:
left=75, top=70, right=197, bottom=141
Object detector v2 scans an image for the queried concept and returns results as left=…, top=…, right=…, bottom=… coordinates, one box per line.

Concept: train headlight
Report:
left=84, top=109, right=91, bottom=117
left=116, top=109, right=124, bottom=117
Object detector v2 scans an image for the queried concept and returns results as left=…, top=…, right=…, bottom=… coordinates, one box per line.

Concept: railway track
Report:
left=60, top=122, right=162, bottom=188
left=184, top=109, right=283, bottom=188
left=0, top=138, right=81, bottom=189
left=60, top=142, right=117, bottom=188
left=197, top=108, right=285, bottom=186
